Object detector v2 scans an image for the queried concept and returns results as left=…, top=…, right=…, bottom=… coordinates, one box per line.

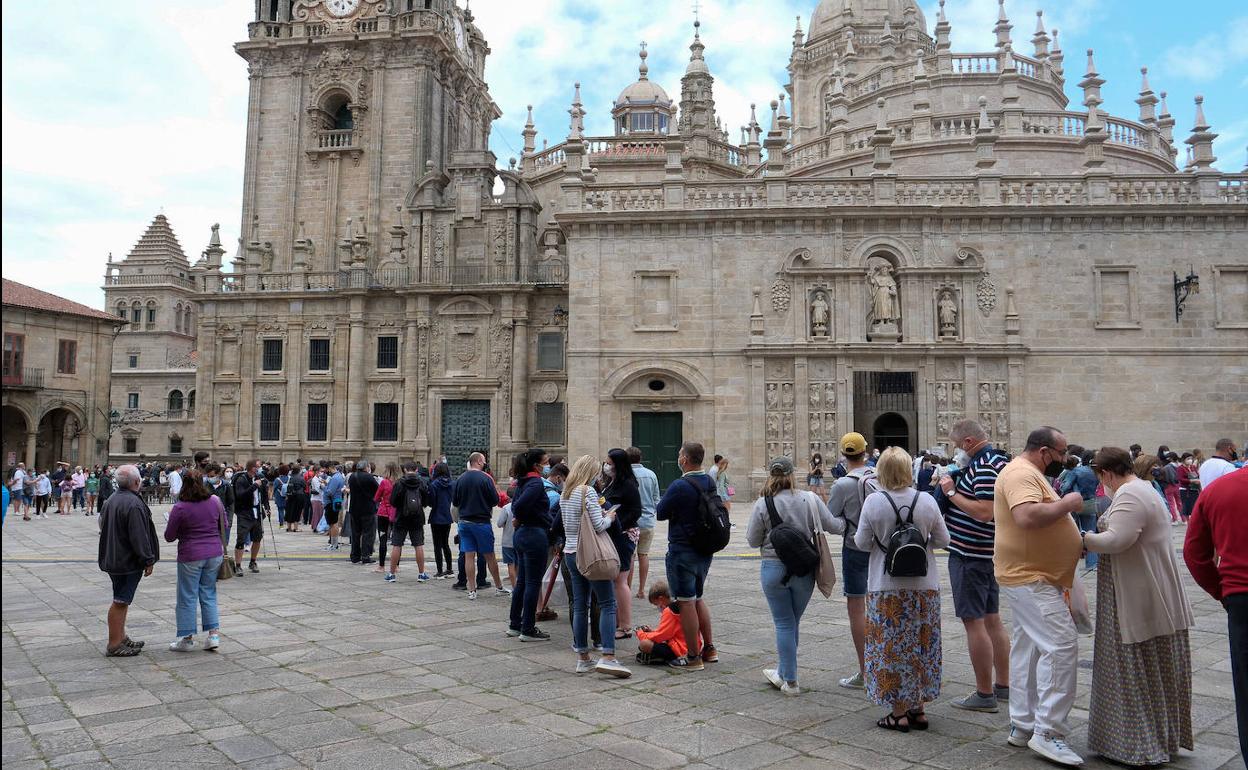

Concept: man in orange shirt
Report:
left=994, top=427, right=1085, bottom=766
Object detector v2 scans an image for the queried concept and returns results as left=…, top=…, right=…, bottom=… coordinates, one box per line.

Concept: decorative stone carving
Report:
left=936, top=382, right=949, bottom=409
left=938, top=289, right=959, bottom=337
left=825, top=383, right=835, bottom=408
left=952, top=382, right=964, bottom=410
left=809, top=384, right=821, bottom=409
left=766, top=413, right=780, bottom=439
left=258, top=386, right=283, bottom=403
left=765, top=383, right=779, bottom=410
left=977, top=274, right=998, bottom=316
left=995, top=383, right=1008, bottom=410
left=306, top=386, right=329, bottom=402
left=770, top=279, right=792, bottom=313
left=537, top=382, right=559, bottom=404
left=376, top=382, right=396, bottom=403
left=218, top=386, right=240, bottom=403
left=979, top=383, right=993, bottom=411
left=453, top=326, right=480, bottom=365
left=432, top=226, right=447, bottom=265
left=781, top=383, right=795, bottom=408
left=810, top=290, right=831, bottom=337
left=867, top=259, right=901, bottom=342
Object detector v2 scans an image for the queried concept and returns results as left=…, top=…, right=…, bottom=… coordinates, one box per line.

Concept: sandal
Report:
left=615, top=629, right=633, bottom=640
left=907, top=709, right=929, bottom=730
left=105, top=643, right=141, bottom=657
left=877, top=712, right=910, bottom=733
left=122, top=636, right=145, bottom=649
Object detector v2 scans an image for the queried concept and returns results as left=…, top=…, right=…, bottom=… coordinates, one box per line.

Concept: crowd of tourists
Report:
left=4, top=430, right=1245, bottom=767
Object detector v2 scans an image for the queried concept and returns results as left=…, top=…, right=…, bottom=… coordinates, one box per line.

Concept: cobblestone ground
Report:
left=2, top=508, right=1243, bottom=770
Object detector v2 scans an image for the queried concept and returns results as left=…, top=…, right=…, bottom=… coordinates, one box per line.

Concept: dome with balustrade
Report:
left=810, top=0, right=927, bottom=40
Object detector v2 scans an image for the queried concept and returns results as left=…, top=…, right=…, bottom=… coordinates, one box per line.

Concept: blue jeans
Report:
left=71, top=488, right=85, bottom=509
left=1076, top=510, right=1099, bottom=569
left=566, top=557, right=618, bottom=654
left=760, top=559, right=816, bottom=683
left=176, top=557, right=223, bottom=637
left=509, top=527, right=549, bottom=634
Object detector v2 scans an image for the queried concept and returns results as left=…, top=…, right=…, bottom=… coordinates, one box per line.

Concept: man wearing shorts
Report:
left=451, top=453, right=504, bottom=600
left=655, top=441, right=718, bottom=671
left=939, top=420, right=1011, bottom=712
left=97, top=465, right=159, bottom=657
left=231, top=460, right=265, bottom=575
left=322, top=464, right=346, bottom=551
left=629, top=447, right=660, bottom=600
left=825, top=432, right=876, bottom=689
left=386, top=462, right=430, bottom=582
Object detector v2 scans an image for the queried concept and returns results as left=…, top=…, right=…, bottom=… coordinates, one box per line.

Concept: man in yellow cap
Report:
left=825, top=432, right=880, bottom=689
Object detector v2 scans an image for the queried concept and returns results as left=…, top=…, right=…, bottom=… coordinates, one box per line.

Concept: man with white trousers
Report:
left=993, top=426, right=1086, bottom=766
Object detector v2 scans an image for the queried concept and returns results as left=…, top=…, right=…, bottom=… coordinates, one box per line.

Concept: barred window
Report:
left=262, top=339, right=283, bottom=372
left=377, top=336, right=399, bottom=369
left=373, top=403, right=399, bottom=442
left=57, top=339, right=77, bottom=374
left=534, top=402, right=565, bottom=446
left=260, top=404, right=281, bottom=441
left=307, top=403, right=328, bottom=442
left=128, top=354, right=139, bottom=369
left=124, top=437, right=137, bottom=453
left=309, top=339, right=330, bottom=371
left=537, top=332, right=564, bottom=372
left=127, top=392, right=139, bottom=409
left=169, top=436, right=183, bottom=454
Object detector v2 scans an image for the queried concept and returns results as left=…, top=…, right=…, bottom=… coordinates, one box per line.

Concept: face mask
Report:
left=1043, top=450, right=1065, bottom=478
left=953, top=449, right=971, bottom=468
left=224, top=471, right=233, bottom=480
left=465, top=461, right=472, bottom=470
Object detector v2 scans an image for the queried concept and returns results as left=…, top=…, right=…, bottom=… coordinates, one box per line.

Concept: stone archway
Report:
left=35, top=408, right=82, bottom=471
left=2, top=405, right=30, bottom=467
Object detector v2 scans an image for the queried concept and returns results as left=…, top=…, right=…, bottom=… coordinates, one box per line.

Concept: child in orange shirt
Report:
left=635, top=581, right=700, bottom=665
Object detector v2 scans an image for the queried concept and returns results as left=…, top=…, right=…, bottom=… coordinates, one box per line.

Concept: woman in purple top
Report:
left=164, top=469, right=226, bottom=652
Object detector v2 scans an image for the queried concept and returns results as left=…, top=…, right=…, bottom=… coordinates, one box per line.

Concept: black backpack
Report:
left=686, top=477, right=732, bottom=556
left=764, top=496, right=820, bottom=584
left=401, top=482, right=424, bottom=521
left=873, top=491, right=929, bottom=578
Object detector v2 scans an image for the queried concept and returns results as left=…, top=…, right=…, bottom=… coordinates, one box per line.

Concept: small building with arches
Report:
left=2, top=279, right=124, bottom=470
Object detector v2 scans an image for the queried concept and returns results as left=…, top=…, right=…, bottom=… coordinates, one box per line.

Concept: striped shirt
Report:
left=559, top=485, right=611, bottom=555
left=946, top=445, right=1008, bottom=559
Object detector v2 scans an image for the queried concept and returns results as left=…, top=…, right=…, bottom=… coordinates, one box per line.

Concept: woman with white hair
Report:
left=855, top=447, right=950, bottom=732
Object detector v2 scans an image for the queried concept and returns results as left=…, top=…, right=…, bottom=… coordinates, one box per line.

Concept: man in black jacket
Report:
left=347, top=460, right=380, bottom=564
left=386, top=462, right=429, bottom=582
left=98, top=464, right=159, bottom=657
left=232, top=460, right=264, bottom=575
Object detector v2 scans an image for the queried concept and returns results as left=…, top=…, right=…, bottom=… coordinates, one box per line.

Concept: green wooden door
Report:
left=631, top=412, right=683, bottom=490
left=440, top=400, right=491, bottom=477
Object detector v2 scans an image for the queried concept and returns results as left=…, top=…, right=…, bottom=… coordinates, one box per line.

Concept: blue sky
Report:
left=2, top=0, right=1245, bottom=310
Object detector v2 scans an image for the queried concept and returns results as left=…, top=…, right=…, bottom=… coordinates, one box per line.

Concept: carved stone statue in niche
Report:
left=997, top=413, right=1009, bottom=439
left=867, top=260, right=901, bottom=342
left=810, top=413, right=821, bottom=439
left=995, top=383, right=1008, bottom=409
left=782, top=413, right=794, bottom=440
left=938, top=290, right=959, bottom=337
left=810, top=291, right=831, bottom=337
left=825, top=382, right=835, bottom=408
left=936, top=382, right=949, bottom=409
left=781, top=383, right=795, bottom=408
left=980, top=383, right=993, bottom=411
left=765, top=383, right=778, bottom=410
left=767, top=414, right=779, bottom=439
left=937, top=414, right=950, bottom=437
left=952, top=382, right=964, bottom=410
left=809, top=384, right=821, bottom=409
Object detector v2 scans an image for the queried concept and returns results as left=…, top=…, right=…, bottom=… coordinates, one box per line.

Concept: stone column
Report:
left=285, top=316, right=304, bottom=443
left=402, top=311, right=420, bottom=444
left=511, top=315, right=529, bottom=443
left=346, top=309, right=367, bottom=451
left=194, top=318, right=217, bottom=448
left=794, top=356, right=810, bottom=463
left=25, top=431, right=37, bottom=467
left=238, top=321, right=257, bottom=443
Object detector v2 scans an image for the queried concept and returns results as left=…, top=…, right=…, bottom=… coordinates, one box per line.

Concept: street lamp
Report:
left=1173, top=267, right=1200, bottom=322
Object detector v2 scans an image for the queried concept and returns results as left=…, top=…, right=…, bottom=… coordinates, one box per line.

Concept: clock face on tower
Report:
left=325, top=0, right=360, bottom=17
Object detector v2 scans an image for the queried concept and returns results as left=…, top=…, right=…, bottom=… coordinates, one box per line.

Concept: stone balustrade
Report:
left=317, top=129, right=354, bottom=149
left=244, top=10, right=446, bottom=41
left=202, top=262, right=569, bottom=295
left=104, top=273, right=196, bottom=288
left=951, top=54, right=999, bottom=74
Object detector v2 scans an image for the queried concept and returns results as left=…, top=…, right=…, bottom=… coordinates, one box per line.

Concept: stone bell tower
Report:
left=234, top=0, right=498, bottom=275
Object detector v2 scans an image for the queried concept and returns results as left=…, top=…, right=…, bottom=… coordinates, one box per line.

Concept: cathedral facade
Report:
left=171, top=0, right=1245, bottom=489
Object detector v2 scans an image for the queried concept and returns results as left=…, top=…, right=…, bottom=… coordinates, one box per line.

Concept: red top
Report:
left=635, top=606, right=700, bottom=658
left=1184, top=469, right=1248, bottom=601
left=374, top=477, right=395, bottom=521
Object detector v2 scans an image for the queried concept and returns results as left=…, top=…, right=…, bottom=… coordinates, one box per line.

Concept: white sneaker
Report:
left=1007, top=725, right=1033, bottom=747
left=203, top=634, right=220, bottom=651
left=764, top=668, right=784, bottom=690
left=169, top=636, right=196, bottom=652
left=575, top=658, right=597, bottom=674
left=1028, top=732, right=1083, bottom=766
left=838, top=672, right=865, bottom=690
left=497, top=586, right=512, bottom=596
left=780, top=681, right=801, bottom=697
left=467, top=591, right=477, bottom=601
left=594, top=658, right=632, bottom=678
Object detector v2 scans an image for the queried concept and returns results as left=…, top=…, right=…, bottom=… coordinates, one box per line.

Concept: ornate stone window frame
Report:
left=633, top=269, right=679, bottom=332
left=1213, top=265, right=1248, bottom=330
left=1092, top=265, right=1142, bottom=330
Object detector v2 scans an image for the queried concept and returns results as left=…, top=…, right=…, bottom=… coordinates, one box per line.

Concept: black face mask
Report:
left=1044, top=461, right=1065, bottom=477
left=1231, top=451, right=1241, bottom=462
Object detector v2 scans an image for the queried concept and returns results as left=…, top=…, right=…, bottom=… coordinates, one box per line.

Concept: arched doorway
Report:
left=2, top=405, right=30, bottom=466
left=36, top=408, right=81, bottom=470
left=872, top=412, right=910, bottom=453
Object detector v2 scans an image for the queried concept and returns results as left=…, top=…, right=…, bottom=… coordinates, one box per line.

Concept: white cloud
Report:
left=1160, top=16, right=1248, bottom=82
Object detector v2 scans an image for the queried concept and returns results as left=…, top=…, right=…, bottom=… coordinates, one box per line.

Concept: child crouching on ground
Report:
left=635, top=581, right=699, bottom=665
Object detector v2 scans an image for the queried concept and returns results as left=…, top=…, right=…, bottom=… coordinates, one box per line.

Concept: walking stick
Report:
left=264, top=509, right=283, bottom=570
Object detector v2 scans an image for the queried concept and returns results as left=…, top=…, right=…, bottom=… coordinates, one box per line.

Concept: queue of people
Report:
left=7, top=427, right=1237, bottom=768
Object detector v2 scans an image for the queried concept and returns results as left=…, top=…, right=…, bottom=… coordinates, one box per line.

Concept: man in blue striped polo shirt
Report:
left=939, top=419, right=1011, bottom=713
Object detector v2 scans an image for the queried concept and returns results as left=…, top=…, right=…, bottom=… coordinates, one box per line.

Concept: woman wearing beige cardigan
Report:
left=1083, top=447, right=1194, bottom=766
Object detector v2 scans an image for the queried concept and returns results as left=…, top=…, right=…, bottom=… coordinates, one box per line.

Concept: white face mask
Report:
left=224, top=470, right=233, bottom=480
left=954, top=449, right=971, bottom=468
left=465, top=461, right=472, bottom=470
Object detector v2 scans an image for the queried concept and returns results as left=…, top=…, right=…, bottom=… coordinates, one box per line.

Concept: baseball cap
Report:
left=768, top=457, right=794, bottom=475
left=840, top=432, right=868, bottom=456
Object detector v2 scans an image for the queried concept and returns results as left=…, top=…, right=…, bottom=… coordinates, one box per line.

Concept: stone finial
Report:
left=524, top=104, right=535, bottom=128
left=208, top=222, right=222, bottom=248
left=1032, top=11, right=1050, bottom=59
left=938, top=0, right=947, bottom=23
left=1136, top=67, right=1158, bottom=124
left=1192, top=94, right=1210, bottom=131
left=1183, top=95, right=1218, bottom=171
left=568, top=82, right=584, bottom=140
left=1002, top=40, right=1017, bottom=73
left=1079, top=48, right=1105, bottom=120
left=994, top=0, right=1013, bottom=50
left=522, top=104, right=537, bottom=155
left=977, top=96, right=992, bottom=131
left=637, top=41, right=649, bottom=80
left=915, top=50, right=927, bottom=78
left=792, top=15, right=804, bottom=49
left=1085, top=48, right=1098, bottom=78
left=875, top=97, right=889, bottom=133
left=1050, top=28, right=1064, bottom=74
left=844, top=28, right=856, bottom=57
left=768, top=100, right=780, bottom=133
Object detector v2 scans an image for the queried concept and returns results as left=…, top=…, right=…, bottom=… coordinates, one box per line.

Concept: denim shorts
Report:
left=501, top=546, right=517, bottom=565
left=458, top=521, right=494, bottom=554
left=948, top=552, right=1000, bottom=620
left=109, top=571, right=143, bottom=605
left=665, top=544, right=712, bottom=601
left=842, top=545, right=870, bottom=598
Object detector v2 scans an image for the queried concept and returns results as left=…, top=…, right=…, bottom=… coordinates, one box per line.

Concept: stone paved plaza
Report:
left=2, top=509, right=1243, bottom=770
